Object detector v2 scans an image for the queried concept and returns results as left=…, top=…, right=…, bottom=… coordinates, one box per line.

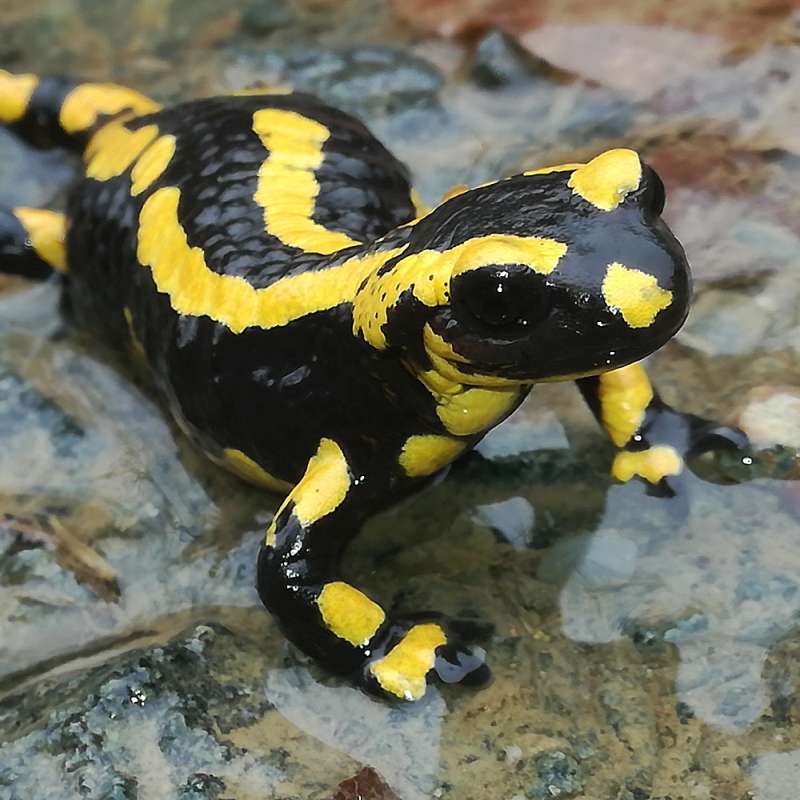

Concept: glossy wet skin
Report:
left=0, top=76, right=716, bottom=702
left=407, top=157, right=691, bottom=383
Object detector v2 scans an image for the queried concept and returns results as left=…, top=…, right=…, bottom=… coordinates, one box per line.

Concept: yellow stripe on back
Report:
left=59, top=83, right=161, bottom=134
left=137, top=185, right=403, bottom=333
left=130, top=134, right=176, bottom=195
left=0, top=71, right=39, bottom=124
left=85, top=122, right=160, bottom=182
left=253, top=108, right=362, bottom=254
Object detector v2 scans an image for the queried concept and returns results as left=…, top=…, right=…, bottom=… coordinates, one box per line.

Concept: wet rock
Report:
left=736, top=386, right=800, bottom=449
left=0, top=130, right=74, bottom=209
left=528, top=751, right=583, bottom=799
left=572, top=530, right=638, bottom=590
left=472, top=496, right=535, bottom=549
left=470, top=29, right=553, bottom=89
left=678, top=289, right=774, bottom=356
left=225, top=46, right=442, bottom=117
left=241, top=0, right=294, bottom=35
left=0, top=625, right=284, bottom=800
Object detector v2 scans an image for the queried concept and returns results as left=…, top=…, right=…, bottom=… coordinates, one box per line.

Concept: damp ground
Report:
left=1, top=1, right=800, bottom=798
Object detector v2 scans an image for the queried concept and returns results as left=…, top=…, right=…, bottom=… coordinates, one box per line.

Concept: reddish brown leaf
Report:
left=330, top=767, right=400, bottom=800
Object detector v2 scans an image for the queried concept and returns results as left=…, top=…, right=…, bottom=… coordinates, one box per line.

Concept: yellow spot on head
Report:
left=369, top=623, right=447, bottom=701
left=597, top=363, right=653, bottom=448
left=253, top=108, right=362, bottom=254
left=399, top=434, right=466, bottom=478
left=317, top=582, right=385, bottom=647
left=130, top=134, right=176, bottom=195
left=602, top=262, right=673, bottom=329
left=13, top=208, right=67, bottom=273
left=0, top=71, right=39, bottom=124
left=59, top=83, right=160, bottom=134
left=612, top=445, right=683, bottom=485
left=568, top=149, right=642, bottom=211
left=218, top=448, right=292, bottom=493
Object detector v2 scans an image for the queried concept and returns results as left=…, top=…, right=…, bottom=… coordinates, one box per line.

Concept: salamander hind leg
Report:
left=256, top=438, right=489, bottom=701
left=0, top=207, right=67, bottom=279
left=578, top=362, right=750, bottom=498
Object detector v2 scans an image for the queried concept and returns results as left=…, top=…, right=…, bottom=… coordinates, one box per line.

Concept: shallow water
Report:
left=1, top=1, right=800, bottom=798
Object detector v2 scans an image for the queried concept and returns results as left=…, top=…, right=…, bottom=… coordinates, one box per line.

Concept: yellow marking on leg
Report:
left=369, top=623, right=447, bottom=701
left=354, top=234, right=567, bottom=350
left=317, top=582, right=385, bottom=647
left=253, top=109, right=362, bottom=254
left=399, top=434, right=466, bottom=478
left=0, top=71, right=39, bottom=123
left=568, top=149, right=641, bottom=211
left=59, top=83, right=160, bottom=134
left=216, top=448, right=293, bottom=493
left=602, top=262, right=673, bottom=329
left=85, top=122, right=159, bottom=181
left=524, top=162, right=584, bottom=176
left=612, top=445, right=683, bottom=484
left=13, top=208, right=67, bottom=273
left=265, top=438, right=350, bottom=546
left=597, top=363, right=653, bottom=448
left=130, top=134, right=176, bottom=195
left=137, top=185, right=403, bottom=333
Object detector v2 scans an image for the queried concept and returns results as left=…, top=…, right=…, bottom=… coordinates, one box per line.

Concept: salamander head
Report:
left=354, top=149, right=690, bottom=386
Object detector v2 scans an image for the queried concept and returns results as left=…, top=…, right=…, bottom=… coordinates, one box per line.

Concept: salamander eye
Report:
left=451, top=264, right=551, bottom=332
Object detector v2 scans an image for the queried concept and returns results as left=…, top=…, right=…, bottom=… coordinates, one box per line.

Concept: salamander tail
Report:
left=0, top=70, right=159, bottom=152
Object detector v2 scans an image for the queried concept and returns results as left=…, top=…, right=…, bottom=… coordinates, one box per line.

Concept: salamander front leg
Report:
left=578, top=363, right=749, bottom=498
left=256, top=438, right=488, bottom=701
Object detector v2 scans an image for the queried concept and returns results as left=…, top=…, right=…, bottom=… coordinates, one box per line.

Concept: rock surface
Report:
left=1, top=0, right=800, bottom=798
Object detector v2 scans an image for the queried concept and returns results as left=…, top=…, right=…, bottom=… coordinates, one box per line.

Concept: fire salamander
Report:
left=0, top=71, right=747, bottom=701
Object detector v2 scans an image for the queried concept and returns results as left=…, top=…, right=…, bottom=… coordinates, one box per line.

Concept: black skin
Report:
left=0, top=77, right=750, bottom=700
